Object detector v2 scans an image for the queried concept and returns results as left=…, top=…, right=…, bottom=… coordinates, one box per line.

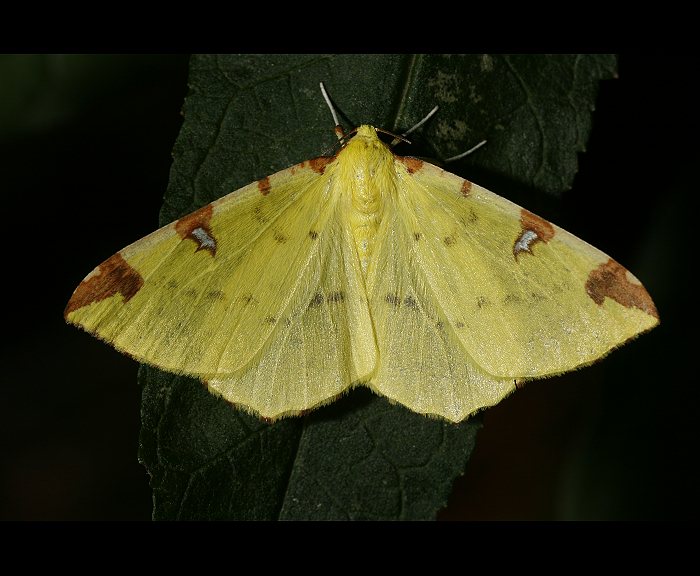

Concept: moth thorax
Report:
left=348, top=163, right=386, bottom=254
left=344, top=144, right=394, bottom=276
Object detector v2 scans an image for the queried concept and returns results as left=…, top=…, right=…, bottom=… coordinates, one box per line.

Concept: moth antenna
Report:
left=391, top=105, right=439, bottom=146
left=376, top=127, right=410, bottom=145
left=444, top=139, right=487, bottom=162
left=402, top=106, right=440, bottom=137
left=319, top=82, right=345, bottom=141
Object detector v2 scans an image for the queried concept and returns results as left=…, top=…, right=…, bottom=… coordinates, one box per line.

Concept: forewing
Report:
left=65, top=159, right=374, bottom=378
left=392, top=159, right=659, bottom=379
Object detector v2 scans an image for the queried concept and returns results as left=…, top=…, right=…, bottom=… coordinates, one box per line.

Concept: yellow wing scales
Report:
left=393, top=160, right=658, bottom=379
left=365, top=204, right=516, bottom=422
left=66, top=157, right=371, bottom=377
left=66, top=124, right=659, bottom=422
left=208, top=203, right=376, bottom=418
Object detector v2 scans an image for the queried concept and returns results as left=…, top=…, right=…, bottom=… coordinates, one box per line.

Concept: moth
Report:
left=66, top=84, right=658, bottom=422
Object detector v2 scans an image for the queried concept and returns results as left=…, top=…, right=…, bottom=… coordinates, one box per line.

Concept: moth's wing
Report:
left=391, top=159, right=659, bottom=380
left=207, top=193, right=377, bottom=419
left=365, top=197, right=517, bottom=423
left=65, top=159, right=375, bottom=385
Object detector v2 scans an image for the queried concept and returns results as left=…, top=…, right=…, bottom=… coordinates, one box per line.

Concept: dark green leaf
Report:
left=139, top=54, right=617, bottom=520
left=140, top=367, right=479, bottom=520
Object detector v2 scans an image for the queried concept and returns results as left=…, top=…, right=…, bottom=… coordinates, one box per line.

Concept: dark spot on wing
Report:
left=386, top=293, right=401, bottom=307
left=253, top=206, right=268, bottom=224
left=309, top=293, right=324, bottom=307
left=403, top=295, right=418, bottom=309
left=464, top=209, right=478, bottom=224
left=207, top=290, right=226, bottom=301
left=273, top=231, right=287, bottom=243
left=309, top=230, right=319, bottom=240
left=327, top=291, right=345, bottom=303
left=413, top=232, right=422, bottom=241
left=530, top=291, right=546, bottom=303
left=503, top=294, right=522, bottom=305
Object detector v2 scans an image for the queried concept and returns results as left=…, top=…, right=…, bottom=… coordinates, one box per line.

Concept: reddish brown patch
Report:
left=175, top=204, right=213, bottom=238
left=585, top=259, right=659, bottom=319
left=65, top=253, right=143, bottom=317
left=308, top=156, right=334, bottom=174
left=175, top=204, right=217, bottom=256
left=513, top=208, right=556, bottom=258
left=398, top=156, right=424, bottom=174
left=461, top=179, right=472, bottom=197
left=257, top=176, right=271, bottom=195
left=521, top=209, right=555, bottom=242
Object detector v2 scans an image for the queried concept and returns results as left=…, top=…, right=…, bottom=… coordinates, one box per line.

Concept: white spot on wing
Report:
left=192, top=226, right=216, bottom=250
left=514, top=229, right=538, bottom=254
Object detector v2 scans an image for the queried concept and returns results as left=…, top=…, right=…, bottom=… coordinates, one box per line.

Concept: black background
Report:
left=1, top=54, right=695, bottom=520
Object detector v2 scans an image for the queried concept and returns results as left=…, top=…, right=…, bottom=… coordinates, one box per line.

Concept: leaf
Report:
left=138, top=54, right=617, bottom=520
left=140, top=366, right=479, bottom=520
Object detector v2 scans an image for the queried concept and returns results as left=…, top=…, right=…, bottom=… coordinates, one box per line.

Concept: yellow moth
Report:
left=65, top=87, right=659, bottom=423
